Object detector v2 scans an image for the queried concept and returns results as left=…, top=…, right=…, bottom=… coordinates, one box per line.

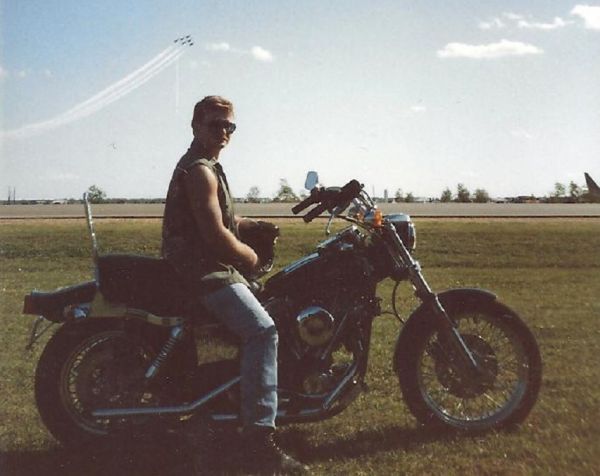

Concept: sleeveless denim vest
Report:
left=162, top=142, right=248, bottom=294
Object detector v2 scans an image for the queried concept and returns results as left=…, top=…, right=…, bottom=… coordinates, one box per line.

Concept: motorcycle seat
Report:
left=97, top=254, right=193, bottom=318
left=23, top=255, right=220, bottom=322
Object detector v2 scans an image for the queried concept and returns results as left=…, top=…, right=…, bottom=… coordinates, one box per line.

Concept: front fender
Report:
left=430, top=288, right=496, bottom=306
left=393, top=288, right=497, bottom=373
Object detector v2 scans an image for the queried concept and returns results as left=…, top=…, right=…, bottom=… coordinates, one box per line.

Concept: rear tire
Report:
left=35, top=321, right=158, bottom=446
left=396, top=297, right=542, bottom=432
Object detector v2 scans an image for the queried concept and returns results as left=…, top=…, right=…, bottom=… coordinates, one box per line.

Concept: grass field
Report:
left=1, top=218, right=599, bottom=475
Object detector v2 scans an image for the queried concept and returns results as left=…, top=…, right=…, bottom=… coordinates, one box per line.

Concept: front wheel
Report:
left=395, top=297, right=542, bottom=432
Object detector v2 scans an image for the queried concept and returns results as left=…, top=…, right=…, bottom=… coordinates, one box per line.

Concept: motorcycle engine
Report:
left=296, top=306, right=335, bottom=347
left=264, top=298, right=336, bottom=351
left=265, top=297, right=352, bottom=395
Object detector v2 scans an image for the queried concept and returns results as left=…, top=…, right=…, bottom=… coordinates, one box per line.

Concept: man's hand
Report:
left=239, top=247, right=260, bottom=274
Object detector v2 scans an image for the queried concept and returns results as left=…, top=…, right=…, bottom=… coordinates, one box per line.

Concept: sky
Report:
left=1, top=1, right=599, bottom=200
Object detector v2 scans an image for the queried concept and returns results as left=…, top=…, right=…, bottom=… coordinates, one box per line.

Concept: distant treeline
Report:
left=1, top=197, right=275, bottom=205
left=4, top=178, right=599, bottom=205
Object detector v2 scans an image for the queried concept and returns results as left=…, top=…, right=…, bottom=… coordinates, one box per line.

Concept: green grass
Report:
left=1, top=218, right=599, bottom=475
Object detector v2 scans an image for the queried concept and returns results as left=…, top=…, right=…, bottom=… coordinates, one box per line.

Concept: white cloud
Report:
left=411, top=105, right=427, bottom=113
left=16, top=70, right=28, bottom=78
left=251, top=46, right=274, bottom=62
left=571, top=4, right=600, bottom=29
left=437, top=39, right=543, bottom=59
left=205, top=42, right=274, bottom=62
left=517, top=17, right=569, bottom=30
left=481, top=12, right=570, bottom=31
left=503, top=12, right=524, bottom=21
left=0, top=66, right=7, bottom=79
left=479, top=18, right=505, bottom=30
left=43, top=69, right=53, bottom=78
left=205, top=42, right=231, bottom=52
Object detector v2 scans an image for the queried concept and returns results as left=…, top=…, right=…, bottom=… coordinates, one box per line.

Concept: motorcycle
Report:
left=23, top=172, right=541, bottom=446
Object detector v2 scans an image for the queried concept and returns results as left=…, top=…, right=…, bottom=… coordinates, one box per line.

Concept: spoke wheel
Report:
left=432, top=333, right=498, bottom=399
left=396, top=298, right=541, bottom=432
left=61, top=331, right=155, bottom=434
left=36, top=322, right=159, bottom=445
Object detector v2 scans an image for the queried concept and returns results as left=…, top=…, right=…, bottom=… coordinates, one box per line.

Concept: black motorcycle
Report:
left=24, top=172, right=541, bottom=446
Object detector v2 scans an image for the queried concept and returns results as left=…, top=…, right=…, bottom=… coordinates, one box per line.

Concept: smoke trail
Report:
left=3, top=47, right=183, bottom=139
left=2, top=45, right=185, bottom=140
left=56, top=48, right=183, bottom=125
left=60, top=45, right=180, bottom=120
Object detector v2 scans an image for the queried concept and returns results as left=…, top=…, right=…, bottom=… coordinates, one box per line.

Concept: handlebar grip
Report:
left=292, top=199, right=311, bottom=215
left=292, top=191, right=318, bottom=214
left=303, top=202, right=328, bottom=223
left=340, top=179, right=362, bottom=200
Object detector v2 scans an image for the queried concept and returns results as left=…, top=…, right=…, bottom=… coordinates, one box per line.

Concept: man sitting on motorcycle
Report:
left=161, top=95, right=308, bottom=474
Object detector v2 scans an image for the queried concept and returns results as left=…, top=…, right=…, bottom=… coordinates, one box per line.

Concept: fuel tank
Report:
left=263, top=227, right=372, bottom=300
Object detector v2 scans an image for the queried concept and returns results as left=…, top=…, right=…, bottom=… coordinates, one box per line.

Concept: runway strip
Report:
left=2, top=202, right=600, bottom=219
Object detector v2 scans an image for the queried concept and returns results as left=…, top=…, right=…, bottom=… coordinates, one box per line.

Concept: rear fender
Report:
left=23, top=281, right=97, bottom=322
left=87, top=292, right=185, bottom=327
left=393, top=288, right=497, bottom=373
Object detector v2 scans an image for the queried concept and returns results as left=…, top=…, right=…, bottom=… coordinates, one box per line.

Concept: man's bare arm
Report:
left=183, top=164, right=258, bottom=270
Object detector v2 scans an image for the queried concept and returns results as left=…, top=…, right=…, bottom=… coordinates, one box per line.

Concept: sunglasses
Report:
left=208, top=119, right=236, bottom=134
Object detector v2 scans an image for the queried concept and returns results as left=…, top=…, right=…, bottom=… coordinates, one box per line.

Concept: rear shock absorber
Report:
left=145, top=325, right=185, bottom=380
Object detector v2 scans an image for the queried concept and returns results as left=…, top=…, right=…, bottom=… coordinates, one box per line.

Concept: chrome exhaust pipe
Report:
left=93, top=360, right=362, bottom=422
left=92, top=376, right=240, bottom=418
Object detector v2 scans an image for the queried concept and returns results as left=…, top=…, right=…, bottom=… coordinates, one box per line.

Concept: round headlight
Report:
left=386, top=214, right=417, bottom=251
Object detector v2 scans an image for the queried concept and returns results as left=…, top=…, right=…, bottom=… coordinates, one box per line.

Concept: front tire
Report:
left=395, top=296, right=541, bottom=432
left=35, top=321, right=158, bottom=446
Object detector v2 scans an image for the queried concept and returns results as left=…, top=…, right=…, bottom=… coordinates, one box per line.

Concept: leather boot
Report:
left=242, top=426, right=309, bottom=475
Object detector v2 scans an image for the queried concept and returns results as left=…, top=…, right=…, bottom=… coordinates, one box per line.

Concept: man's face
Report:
left=193, top=108, right=236, bottom=157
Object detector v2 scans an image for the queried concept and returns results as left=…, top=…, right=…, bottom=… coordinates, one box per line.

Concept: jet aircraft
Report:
left=174, top=35, right=194, bottom=46
left=584, top=173, right=600, bottom=197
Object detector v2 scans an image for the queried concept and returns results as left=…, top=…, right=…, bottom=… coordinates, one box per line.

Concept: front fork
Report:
left=382, top=224, right=480, bottom=373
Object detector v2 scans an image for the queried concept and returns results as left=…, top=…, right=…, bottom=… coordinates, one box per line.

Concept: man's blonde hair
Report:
left=192, top=96, right=234, bottom=126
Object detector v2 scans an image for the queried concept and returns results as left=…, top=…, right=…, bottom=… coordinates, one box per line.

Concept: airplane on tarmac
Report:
left=584, top=173, right=600, bottom=197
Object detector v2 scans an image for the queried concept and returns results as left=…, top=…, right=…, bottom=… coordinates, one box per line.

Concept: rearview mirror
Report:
left=304, top=171, right=319, bottom=190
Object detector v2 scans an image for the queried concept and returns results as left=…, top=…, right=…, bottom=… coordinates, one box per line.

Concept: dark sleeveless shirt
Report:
left=161, top=140, right=248, bottom=294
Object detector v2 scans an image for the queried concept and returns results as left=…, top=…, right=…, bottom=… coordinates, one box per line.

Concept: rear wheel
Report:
left=396, top=298, right=541, bottom=432
left=35, top=321, right=159, bottom=445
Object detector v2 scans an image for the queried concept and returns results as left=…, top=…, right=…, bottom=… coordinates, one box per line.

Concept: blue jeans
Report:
left=201, top=283, right=278, bottom=430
